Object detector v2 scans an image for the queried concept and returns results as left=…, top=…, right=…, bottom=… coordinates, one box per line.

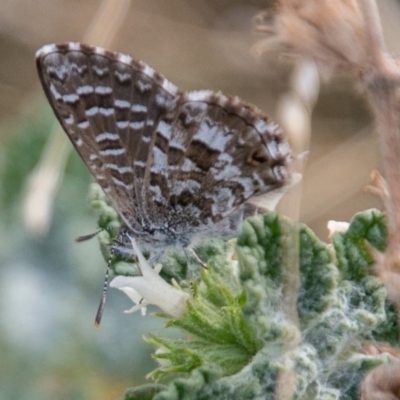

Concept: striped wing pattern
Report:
left=36, top=43, right=291, bottom=243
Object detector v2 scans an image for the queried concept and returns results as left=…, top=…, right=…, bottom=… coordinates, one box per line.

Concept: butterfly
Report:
left=36, top=42, right=292, bottom=323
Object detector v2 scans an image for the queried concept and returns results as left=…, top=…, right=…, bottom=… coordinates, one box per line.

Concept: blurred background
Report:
left=0, top=0, right=399, bottom=399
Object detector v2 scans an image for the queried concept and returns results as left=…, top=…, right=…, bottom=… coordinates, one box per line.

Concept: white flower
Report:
left=327, top=220, right=350, bottom=239
left=110, top=236, right=190, bottom=318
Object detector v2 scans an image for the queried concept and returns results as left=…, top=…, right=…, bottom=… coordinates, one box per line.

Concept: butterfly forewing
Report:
left=36, top=42, right=291, bottom=242
left=36, top=43, right=179, bottom=232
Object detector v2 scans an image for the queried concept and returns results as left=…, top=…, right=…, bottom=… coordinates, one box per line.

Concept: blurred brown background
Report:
left=0, top=1, right=399, bottom=399
left=3, top=0, right=400, bottom=236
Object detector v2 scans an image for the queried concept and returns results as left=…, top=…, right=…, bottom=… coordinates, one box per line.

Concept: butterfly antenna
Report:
left=94, top=251, right=113, bottom=327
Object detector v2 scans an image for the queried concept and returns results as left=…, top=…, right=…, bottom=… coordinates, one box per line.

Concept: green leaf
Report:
left=146, top=261, right=262, bottom=379
left=89, top=201, right=395, bottom=400
left=333, top=209, right=386, bottom=280
left=123, top=384, right=167, bottom=400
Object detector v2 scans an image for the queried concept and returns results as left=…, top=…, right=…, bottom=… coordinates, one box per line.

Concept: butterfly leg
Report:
left=185, top=247, right=207, bottom=269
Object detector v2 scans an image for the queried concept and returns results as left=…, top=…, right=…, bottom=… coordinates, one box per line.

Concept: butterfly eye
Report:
left=247, top=148, right=269, bottom=166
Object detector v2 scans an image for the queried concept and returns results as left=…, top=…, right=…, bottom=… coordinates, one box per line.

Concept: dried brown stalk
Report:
left=254, top=0, right=400, bottom=302
left=253, top=0, right=400, bottom=397
left=360, top=362, right=400, bottom=400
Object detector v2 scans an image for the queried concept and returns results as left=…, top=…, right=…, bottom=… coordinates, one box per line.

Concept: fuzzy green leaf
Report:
left=90, top=198, right=394, bottom=400
left=333, top=209, right=386, bottom=280
left=123, top=384, right=167, bottom=400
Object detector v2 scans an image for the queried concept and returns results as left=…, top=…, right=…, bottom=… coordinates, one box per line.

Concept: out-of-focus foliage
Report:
left=0, top=107, right=166, bottom=400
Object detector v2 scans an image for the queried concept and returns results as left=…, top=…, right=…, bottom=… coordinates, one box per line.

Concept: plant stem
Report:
left=364, top=58, right=400, bottom=272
